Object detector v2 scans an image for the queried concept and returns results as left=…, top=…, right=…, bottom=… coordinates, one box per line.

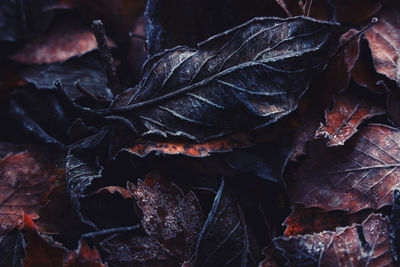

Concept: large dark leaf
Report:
left=105, top=16, right=337, bottom=142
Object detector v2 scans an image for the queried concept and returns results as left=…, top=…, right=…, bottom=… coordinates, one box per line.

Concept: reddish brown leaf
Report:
left=0, top=149, right=64, bottom=237
left=23, top=214, right=66, bottom=267
left=274, top=214, right=395, bottom=266
left=289, top=124, right=400, bottom=213
left=320, top=214, right=395, bottom=266
left=90, top=186, right=132, bottom=200
left=11, top=20, right=114, bottom=65
left=64, top=239, right=107, bottom=267
left=128, top=172, right=204, bottom=262
left=125, top=120, right=296, bottom=158
left=315, top=90, right=385, bottom=146
left=333, top=0, right=382, bottom=23
left=364, top=6, right=400, bottom=86
left=283, top=205, right=369, bottom=236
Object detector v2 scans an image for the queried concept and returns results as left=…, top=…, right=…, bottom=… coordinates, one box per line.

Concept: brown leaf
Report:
left=283, top=205, right=369, bottom=236
left=64, top=239, right=107, bottom=267
left=0, top=147, right=64, bottom=237
left=23, top=213, right=66, bottom=267
left=315, top=90, right=385, bottom=146
left=128, top=172, right=204, bottom=262
left=364, top=6, right=400, bottom=86
left=320, top=214, right=395, bottom=266
left=273, top=213, right=395, bottom=266
left=90, top=186, right=132, bottom=200
left=289, top=124, right=400, bottom=213
left=125, top=122, right=295, bottom=158
left=10, top=20, right=114, bottom=65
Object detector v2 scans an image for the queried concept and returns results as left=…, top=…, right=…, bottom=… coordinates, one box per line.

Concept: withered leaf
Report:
left=283, top=205, right=369, bottom=237
left=289, top=124, right=400, bottom=213
left=22, top=214, right=66, bottom=267
left=0, top=228, right=25, bottom=267
left=11, top=19, right=114, bottom=65
left=21, top=52, right=114, bottom=101
left=100, top=232, right=179, bottom=267
left=315, top=90, right=385, bottom=146
left=364, top=6, right=400, bottom=86
left=0, top=147, right=63, bottom=236
left=194, top=178, right=261, bottom=266
left=64, top=239, right=107, bottom=267
left=319, top=214, right=395, bottom=266
left=273, top=213, right=395, bottom=266
left=128, top=172, right=203, bottom=262
left=106, top=17, right=337, bottom=142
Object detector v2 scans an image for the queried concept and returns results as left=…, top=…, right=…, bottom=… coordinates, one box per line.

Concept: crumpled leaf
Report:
left=64, top=239, right=107, bottom=267
left=194, top=178, right=261, bottom=266
left=22, top=214, right=66, bottom=267
left=315, top=90, right=385, bottom=146
left=0, top=228, right=25, bottom=267
left=145, top=0, right=286, bottom=54
left=283, top=205, right=369, bottom=237
left=10, top=19, right=114, bottom=65
left=289, top=124, right=400, bottom=213
left=364, top=6, right=400, bottom=86
left=273, top=213, right=395, bottom=266
left=128, top=172, right=204, bottom=263
left=106, top=16, right=337, bottom=142
left=0, top=145, right=63, bottom=237
left=99, top=232, right=179, bottom=267
left=390, top=189, right=400, bottom=263
left=21, top=52, right=114, bottom=101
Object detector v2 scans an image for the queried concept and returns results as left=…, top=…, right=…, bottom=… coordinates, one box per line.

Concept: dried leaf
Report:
left=364, top=6, right=400, bottom=86
left=283, top=205, right=369, bottom=237
left=11, top=19, right=115, bottom=65
left=319, top=214, right=395, bottom=266
left=21, top=53, right=114, bottom=101
left=100, top=232, right=179, bottom=267
left=0, top=228, right=25, bottom=267
left=194, top=179, right=261, bottom=266
left=107, top=17, right=337, bottom=142
left=315, top=90, right=385, bottom=146
left=289, top=124, right=400, bottom=213
left=0, top=147, right=63, bottom=236
left=274, top=213, right=395, bottom=266
left=64, top=239, right=107, bottom=267
left=129, top=172, right=204, bottom=262
left=22, top=214, right=66, bottom=267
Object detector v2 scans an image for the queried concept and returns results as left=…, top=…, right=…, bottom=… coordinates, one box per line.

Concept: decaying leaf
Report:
left=274, top=213, right=395, bottom=266
left=194, top=178, right=261, bottom=266
left=128, top=172, right=203, bottom=263
left=0, top=228, right=25, bottom=267
left=64, top=239, right=107, bottom=267
left=0, top=147, right=63, bottom=236
left=364, top=6, right=400, bottom=86
left=11, top=19, right=115, bottom=65
left=283, top=205, right=369, bottom=236
left=105, top=16, right=337, bottom=142
left=100, top=232, right=179, bottom=267
left=315, top=90, right=385, bottom=146
left=289, top=124, right=400, bottom=213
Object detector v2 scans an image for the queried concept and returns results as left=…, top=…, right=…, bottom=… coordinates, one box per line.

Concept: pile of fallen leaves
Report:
left=1, top=0, right=400, bottom=266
